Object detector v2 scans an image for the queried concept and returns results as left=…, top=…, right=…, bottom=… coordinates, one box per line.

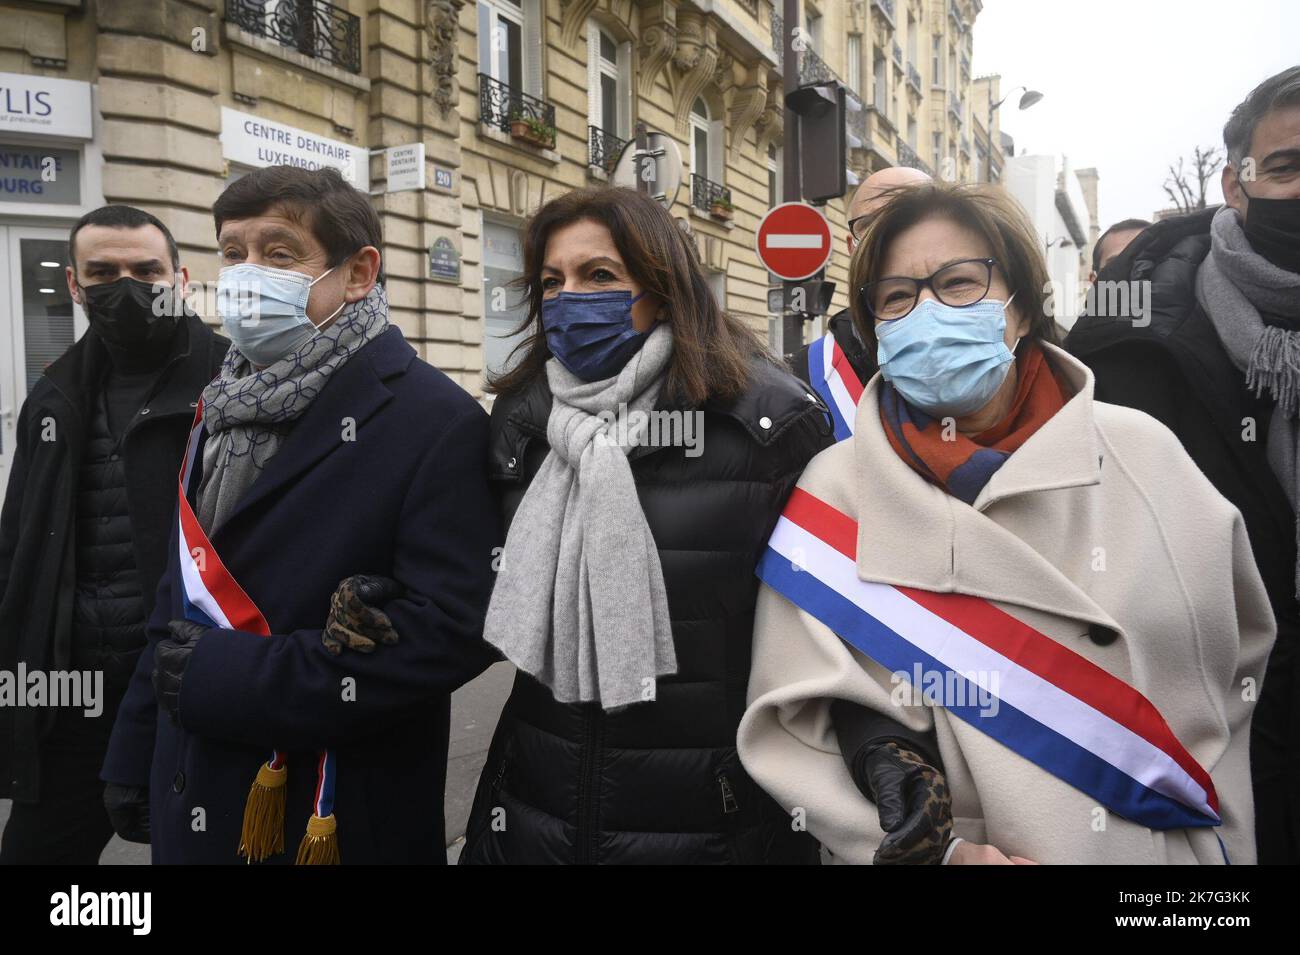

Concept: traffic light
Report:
left=786, top=81, right=847, bottom=204
left=771, top=277, right=836, bottom=316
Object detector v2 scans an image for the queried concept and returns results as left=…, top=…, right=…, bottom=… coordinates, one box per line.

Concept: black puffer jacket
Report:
left=461, top=354, right=833, bottom=864
left=71, top=390, right=147, bottom=694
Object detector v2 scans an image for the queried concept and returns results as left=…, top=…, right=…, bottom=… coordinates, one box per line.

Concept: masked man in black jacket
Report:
left=0, top=205, right=227, bottom=864
left=1067, top=67, right=1300, bottom=863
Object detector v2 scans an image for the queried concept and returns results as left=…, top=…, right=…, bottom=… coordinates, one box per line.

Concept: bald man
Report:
left=790, top=166, right=931, bottom=435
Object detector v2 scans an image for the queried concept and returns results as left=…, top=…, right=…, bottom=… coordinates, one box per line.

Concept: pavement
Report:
left=0, top=660, right=515, bottom=865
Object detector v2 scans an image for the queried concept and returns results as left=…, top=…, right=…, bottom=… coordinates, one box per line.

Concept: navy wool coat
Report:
left=102, top=326, right=500, bottom=864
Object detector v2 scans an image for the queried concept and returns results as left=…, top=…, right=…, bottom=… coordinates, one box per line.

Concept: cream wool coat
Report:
left=737, top=345, right=1274, bottom=864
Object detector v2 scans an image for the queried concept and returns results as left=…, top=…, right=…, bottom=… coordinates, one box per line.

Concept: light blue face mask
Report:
left=876, top=293, right=1019, bottom=418
left=216, top=262, right=345, bottom=367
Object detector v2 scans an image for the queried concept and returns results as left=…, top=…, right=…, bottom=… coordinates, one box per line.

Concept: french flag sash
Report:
left=177, top=401, right=339, bottom=863
left=808, top=331, right=864, bottom=442
left=755, top=487, right=1221, bottom=833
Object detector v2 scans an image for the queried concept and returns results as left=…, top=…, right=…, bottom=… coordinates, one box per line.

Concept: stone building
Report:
left=0, top=0, right=1006, bottom=493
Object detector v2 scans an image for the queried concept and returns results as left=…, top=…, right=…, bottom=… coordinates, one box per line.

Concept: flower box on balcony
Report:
left=709, top=201, right=734, bottom=221
left=509, top=117, right=555, bottom=149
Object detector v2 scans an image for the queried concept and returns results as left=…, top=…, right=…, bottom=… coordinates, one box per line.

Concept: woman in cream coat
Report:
left=738, top=182, right=1274, bottom=865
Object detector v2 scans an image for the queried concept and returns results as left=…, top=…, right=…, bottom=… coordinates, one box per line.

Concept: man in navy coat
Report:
left=101, top=165, right=499, bottom=864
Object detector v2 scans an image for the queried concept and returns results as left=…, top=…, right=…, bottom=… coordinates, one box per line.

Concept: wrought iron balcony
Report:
left=478, top=73, right=557, bottom=147
left=907, top=62, right=922, bottom=92
left=588, top=125, right=628, bottom=174
left=771, top=8, right=784, bottom=70
left=872, top=0, right=896, bottom=26
left=949, top=0, right=965, bottom=31
left=799, top=46, right=837, bottom=86
left=896, top=136, right=933, bottom=176
left=226, top=0, right=361, bottom=74
left=691, top=173, right=732, bottom=215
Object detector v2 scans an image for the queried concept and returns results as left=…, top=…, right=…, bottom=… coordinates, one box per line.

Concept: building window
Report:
left=847, top=35, right=862, bottom=94
left=873, top=49, right=887, bottom=114
left=588, top=22, right=631, bottom=140
left=767, top=142, right=782, bottom=207
left=907, top=12, right=918, bottom=62
left=931, top=34, right=942, bottom=86
left=804, top=9, right=823, bottom=53
left=907, top=116, right=917, bottom=149
left=932, top=131, right=942, bottom=171
left=690, top=97, right=717, bottom=181
left=477, top=0, right=541, bottom=96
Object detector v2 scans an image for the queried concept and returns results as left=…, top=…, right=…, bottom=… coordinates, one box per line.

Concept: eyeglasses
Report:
left=858, top=258, right=1002, bottom=322
left=847, top=213, right=873, bottom=243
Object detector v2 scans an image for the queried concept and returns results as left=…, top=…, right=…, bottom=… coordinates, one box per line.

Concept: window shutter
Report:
left=524, top=0, right=544, bottom=97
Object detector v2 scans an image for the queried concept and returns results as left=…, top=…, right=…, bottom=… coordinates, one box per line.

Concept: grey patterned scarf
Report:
left=483, top=324, right=677, bottom=711
left=197, top=283, right=390, bottom=535
left=1196, top=205, right=1300, bottom=597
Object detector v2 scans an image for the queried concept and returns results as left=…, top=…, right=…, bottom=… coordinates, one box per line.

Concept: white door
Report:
left=0, top=224, right=85, bottom=505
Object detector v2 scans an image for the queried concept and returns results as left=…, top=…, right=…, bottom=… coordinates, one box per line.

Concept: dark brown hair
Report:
left=213, top=165, right=384, bottom=281
left=848, top=181, right=1060, bottom=352
left=489, top=187, right=766, bottom=404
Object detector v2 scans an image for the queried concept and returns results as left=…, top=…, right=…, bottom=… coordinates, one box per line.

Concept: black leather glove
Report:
left=152, top=619, right=206, bottom=726
left=861, top=740, right=954, bottom=865
left=104, top=783, right=151, bottom=844
left=323, top=574, right=405, bottom=655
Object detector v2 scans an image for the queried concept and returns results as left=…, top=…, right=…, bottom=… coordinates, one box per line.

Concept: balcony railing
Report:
left=896, top=136, right=933, bottom=176
left=907, top=62, right=922, bottom=92
left=691, top=173, right=731, bottom=215
left=799, top=45, right=837, bottom=86
left=771, top=8, right=784, bottom=70
left=872, top=0, right=896, bottom=26
left=226, top=0, right=361, bottom=74
left=892, top=41, right=903, bottom=68
left=478, top=73, right=557, bottom=147
left=588, top=125, right=628, bottom=174
left=949, top=0, right=965, bottom=31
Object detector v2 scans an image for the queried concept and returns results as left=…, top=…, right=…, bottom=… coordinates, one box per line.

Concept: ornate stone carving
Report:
left=753, top=84, right=785, bottom=151
left=670, top=9, right=718, bottom=133
left=727, top=62, right=768, bottom=157
left=637, top=0, right=679, bottom=96
left=559, top=0, right=601, bottom=47
left=427, top=0, right=464, bottom=117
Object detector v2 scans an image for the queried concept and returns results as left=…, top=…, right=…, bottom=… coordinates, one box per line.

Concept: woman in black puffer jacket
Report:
left=460, top=187, right=832, bottom=864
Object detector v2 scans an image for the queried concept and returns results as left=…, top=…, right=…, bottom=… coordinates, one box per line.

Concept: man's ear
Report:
left=1223, top=163, right=1246, bottom=216
left=344, top=247, right=382, bottom=302
left=65, top=265, right=82, bottom=307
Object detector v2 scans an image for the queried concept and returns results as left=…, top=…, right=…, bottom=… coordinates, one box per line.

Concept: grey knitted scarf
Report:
left=483, top=324, right=677, bottom=711
left=197, top=284, right=390, bottom=535
left=1196, top=205, right=1300, bottom=597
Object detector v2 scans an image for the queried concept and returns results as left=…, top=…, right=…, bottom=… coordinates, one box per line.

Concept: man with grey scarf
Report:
left=1066, top=65, right=1300, bottom=864
left=102, top=166, right=498, bottom=863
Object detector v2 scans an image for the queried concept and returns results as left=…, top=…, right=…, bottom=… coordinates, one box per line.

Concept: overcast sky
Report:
left=972, top=0, right=1300, bottom=229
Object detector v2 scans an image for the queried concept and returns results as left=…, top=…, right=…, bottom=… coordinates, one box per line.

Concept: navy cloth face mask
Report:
left=542, top=289, right=651, bottom=382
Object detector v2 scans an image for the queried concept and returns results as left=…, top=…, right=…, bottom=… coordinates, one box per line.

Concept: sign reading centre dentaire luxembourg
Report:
left=220, top=107, right=368, bottom=190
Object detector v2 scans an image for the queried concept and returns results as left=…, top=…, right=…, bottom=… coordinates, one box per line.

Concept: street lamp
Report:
left=985, top=85, right=1043, bottom=183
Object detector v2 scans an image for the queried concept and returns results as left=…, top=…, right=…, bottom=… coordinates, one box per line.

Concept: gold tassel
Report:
left=295, top=813, right=340, bottom=865
left=238, top=762, right=287, bottom=863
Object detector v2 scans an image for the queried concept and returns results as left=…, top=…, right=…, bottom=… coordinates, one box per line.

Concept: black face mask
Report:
left=80, top=276, right=180, bottom=353
left=1238, top=178, right=1300, bottom=274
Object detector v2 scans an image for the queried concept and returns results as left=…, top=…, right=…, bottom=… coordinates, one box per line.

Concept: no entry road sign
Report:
left=756, top=202, right=833, bottom=281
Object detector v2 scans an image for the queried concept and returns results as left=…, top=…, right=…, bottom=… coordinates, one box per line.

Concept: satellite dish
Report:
left=611, top=132, right=683, bottom=210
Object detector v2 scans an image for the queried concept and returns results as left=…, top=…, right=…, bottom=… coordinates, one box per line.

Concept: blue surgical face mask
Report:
left=876, top=293, right=1019, bottom=417
left=542, top=289, right=651, bottom=382
left=216, top=262, right=345, bottom=367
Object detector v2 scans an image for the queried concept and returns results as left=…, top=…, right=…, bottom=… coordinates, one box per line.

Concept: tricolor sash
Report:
left=177, top=401, right=339, bottom=864
left=808, top=330, right=864, bottom=442
left=756, top=487, right=1222, bottom=833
